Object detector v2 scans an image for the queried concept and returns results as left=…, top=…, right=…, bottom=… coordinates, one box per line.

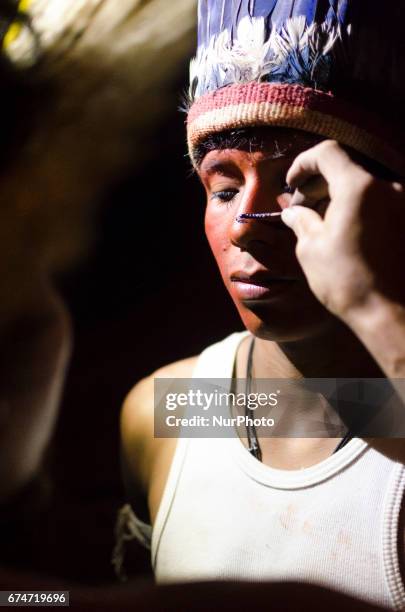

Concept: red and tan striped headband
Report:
left=187, top=82, right=405, bottom=175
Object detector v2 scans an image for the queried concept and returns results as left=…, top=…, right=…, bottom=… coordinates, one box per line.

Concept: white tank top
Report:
left=151, top=332, right=405, bottom=610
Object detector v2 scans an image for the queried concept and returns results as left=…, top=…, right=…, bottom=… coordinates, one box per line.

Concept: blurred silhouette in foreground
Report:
left=0, top=0, right=195, bottom=581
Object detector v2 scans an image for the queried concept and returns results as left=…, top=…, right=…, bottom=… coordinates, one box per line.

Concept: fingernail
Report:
left=290, top=189, right=307, bottom=207
left=281, top=208, right=296, bottom=225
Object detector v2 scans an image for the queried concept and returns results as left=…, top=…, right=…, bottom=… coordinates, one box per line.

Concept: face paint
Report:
left=198, top=129, right=338, bottom=342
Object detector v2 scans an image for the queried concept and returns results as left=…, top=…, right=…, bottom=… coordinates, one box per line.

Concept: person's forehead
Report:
left=197, top=128, right=323, bottom=171
left=250, top=127, right=322, bottom=150
left=199, top=128, right=322, bottom=176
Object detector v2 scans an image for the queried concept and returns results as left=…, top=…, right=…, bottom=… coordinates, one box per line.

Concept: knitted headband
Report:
left=187, top=1, right=405, bottom=176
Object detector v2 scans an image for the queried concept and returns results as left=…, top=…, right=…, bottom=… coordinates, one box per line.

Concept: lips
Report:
left=230, top=271, right=298, bottom=301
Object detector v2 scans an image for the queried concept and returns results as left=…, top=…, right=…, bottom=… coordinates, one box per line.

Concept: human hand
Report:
left=281, top=140, right=405, bottom=323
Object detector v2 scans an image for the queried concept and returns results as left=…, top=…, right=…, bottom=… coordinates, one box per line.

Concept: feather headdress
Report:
left=187, top=0, right=405, bottom=176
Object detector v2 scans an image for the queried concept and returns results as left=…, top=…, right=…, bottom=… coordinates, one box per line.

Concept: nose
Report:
left=229, top=180, right=285, bottom=252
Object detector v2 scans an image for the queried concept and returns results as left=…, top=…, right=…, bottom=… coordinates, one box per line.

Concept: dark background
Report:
left=4, top=61, right=243, bottom=586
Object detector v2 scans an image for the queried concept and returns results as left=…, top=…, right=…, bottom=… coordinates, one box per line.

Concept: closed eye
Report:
left=211, top=189, right=239, bottom=203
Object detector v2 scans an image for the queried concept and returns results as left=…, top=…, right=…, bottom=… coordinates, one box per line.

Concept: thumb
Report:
left=281, top=205, right=322, bottom=238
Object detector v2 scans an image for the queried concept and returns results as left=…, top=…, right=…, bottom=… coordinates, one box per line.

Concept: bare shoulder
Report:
left=121, top=354, right=198, bottom=438
left=121, top=355, right=198, bottom=494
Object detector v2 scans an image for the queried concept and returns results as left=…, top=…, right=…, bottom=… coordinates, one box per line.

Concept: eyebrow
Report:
left=199, top=139, right=315, bottom=177
left=201, top=147, right=296, bottom=174
left=259, top=141, right=308, bottom=162
left=200, top=161, right=241, bottom=178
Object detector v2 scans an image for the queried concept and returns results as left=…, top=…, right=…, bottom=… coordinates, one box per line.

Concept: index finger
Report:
left=286, top=140, right=367, bottom=199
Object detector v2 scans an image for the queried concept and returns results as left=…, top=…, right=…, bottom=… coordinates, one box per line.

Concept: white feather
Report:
left=283, top=15, right=307, bottom=49
left=189, top=16, right=344, bottom=101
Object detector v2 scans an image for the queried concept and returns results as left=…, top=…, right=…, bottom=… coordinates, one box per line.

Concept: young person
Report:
left=120, top=2, right=405, bottom=608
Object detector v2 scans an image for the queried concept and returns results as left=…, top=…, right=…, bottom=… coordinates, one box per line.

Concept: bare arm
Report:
left=121, top=356, right=197, bottom=523
left=282, top=141, right=405, bottom=462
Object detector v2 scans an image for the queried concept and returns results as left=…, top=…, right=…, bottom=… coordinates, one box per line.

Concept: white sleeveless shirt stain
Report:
left=151, top=332, right=405, bottom=610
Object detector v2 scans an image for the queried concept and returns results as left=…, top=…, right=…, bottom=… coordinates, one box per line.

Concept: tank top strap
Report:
left=191, top=331, right=250, bottom=379
left=152, top=332, right=248, bottom=565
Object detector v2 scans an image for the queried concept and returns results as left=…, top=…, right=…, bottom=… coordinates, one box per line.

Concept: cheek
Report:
left=204, top=206, right=230, bottom=262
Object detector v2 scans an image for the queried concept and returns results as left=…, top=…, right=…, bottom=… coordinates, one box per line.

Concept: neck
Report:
left=254, top=321, right=383, bottom=379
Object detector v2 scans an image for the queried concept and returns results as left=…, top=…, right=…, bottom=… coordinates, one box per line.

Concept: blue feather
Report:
left=207, top=0, right=225, bottom=41
left=269, top=0, right=298, bottom=29
left=231, top=0, right=244, bottom=38
left=234, top=0, right=252, bottom=29
left=275, top=0, right=339, bottom=25
left=191, top=0, right=405, bottom=109
left=197, top=0, right=206, bottom=49
left=219, top=0, right=227, bottom=30
left=197, top=0, right=346, bottom=49
left=293, top=0, right=319, bottom=23
left=251, top=0, right=279, bottom=18
left=325, top=0, right=349, bottom=24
